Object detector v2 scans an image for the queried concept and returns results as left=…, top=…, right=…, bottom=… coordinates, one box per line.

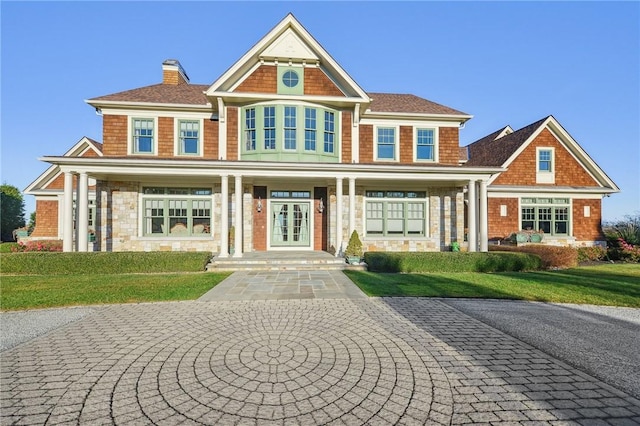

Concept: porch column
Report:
left=348, top=177, right=356, bottom=235
left=62, top=172, right=74, bottom=252
left=467, top=180, right=477, bottom=252
left=479, top=179, right=489, bottom=252
left=233, top=175, right=243, bottom=258
left=336, top=177, right=343, bottom=256
left=77, top=172, right=89, bottom=252
left=219, top=174, right=229, bottom=258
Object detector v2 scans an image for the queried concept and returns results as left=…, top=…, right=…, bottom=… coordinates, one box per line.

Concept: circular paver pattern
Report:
left=41, top=301, right=445, bottom=425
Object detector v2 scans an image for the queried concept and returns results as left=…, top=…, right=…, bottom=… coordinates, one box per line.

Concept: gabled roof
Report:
left=88, top=83, right=210, bottom=106
left=367, top=93, right=468, bottom=116
left=465, top=119, right=546, bottom=167
left=25, top=137, right=103, bottom=194
left=465, top=116, right=619, bottom=191
left=206, top=13, right=370, bottom=101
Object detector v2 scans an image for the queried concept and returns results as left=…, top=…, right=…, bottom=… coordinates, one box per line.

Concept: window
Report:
left=536, top=148, right=555, bottom=183
left=264, top=106, right=276, bottom=150
left=521, top=198, right=569, bottom=236
left=282, top=70, right=299, bottom=88
left=178, top=120, right=200, bottom=155
left=305, top=108, right=316, bottom=151
left=245, top=108, right=256, bottom=151
left=284, top=106, right=296, bottom=150
left=538, top=149, right=552, bottom=172
left=365, top=191, right=427, bottom=237
left=132, top=118, right=154, bottom=154
left=416, top=128, right=435, bottom=161
left=376, top=127, right=396, bottom=160
left=324, top=111, right=335, bottom=153
left=142, top=187, right=212, bottom=236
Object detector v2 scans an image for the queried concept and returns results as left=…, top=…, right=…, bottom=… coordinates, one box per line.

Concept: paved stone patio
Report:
left=2, top=296, right=640, bottom=425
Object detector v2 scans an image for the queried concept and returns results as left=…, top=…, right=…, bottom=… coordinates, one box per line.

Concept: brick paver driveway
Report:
left=2, top=298, right=640, bottom=425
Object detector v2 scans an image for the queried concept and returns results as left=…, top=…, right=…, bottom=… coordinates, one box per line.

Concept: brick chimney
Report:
left=162, top=59, right=190, bottom=85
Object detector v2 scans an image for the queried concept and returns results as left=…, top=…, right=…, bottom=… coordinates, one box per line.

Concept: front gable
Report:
left=206, top=14, right=369, bottom=105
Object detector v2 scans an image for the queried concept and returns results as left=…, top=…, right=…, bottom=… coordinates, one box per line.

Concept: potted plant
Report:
left=344, top=230, right=363, bottom=264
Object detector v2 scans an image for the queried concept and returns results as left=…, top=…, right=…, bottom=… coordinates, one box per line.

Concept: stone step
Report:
left=205, top=251, right=367, bottom=272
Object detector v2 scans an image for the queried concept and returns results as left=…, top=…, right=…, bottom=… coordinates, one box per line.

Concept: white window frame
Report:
left=374, top=125, right=399, bottom=162
left=413, top=127, right=438, bottom=162
left=129, top=117, right=158, bottom=155
left=536, top=147, right=555, bottom=184
left=175, top=118, right=204, bottom=157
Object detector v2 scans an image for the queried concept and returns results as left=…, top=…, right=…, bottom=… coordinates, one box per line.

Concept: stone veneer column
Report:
left=219, top=175, right=229, bottom=258
left=467, top=180, right=477, bottom=252
left=348, top=177, right=356, bottom=236
left=63, top=172, right=74, bottom=252
left=336, top=177, right=343, bottom=256
left=233, top=175, right=243, bottom=258
left=479, top=179, right=489, bottom=252
left=77, top=172, right=89, bottom=252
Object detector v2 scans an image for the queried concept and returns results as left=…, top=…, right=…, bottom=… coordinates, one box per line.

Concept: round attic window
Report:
left=282, top=70, right=299, bottom=88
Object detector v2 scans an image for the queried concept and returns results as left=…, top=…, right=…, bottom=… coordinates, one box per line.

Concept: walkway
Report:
left=1, top=273, right=640, bottom=425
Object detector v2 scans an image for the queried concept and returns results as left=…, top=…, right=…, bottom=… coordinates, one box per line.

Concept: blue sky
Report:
left=2, top=1, right=639, bottom=221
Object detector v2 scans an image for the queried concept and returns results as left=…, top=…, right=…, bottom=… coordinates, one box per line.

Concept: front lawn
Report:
left=0, top=272, right=230, bottom=311
left=344, top=263, right=640, bottom=307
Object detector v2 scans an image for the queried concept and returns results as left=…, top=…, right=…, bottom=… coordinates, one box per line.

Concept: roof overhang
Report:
left=488, top=185, right=619, bottom=195
left=361, top=111, right=473, bottom=124
left=86, top=99, right=212, bottom=113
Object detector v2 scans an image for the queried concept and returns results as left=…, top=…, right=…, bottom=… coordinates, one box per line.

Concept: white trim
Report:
left=584, top=205, right=591, bottom=217
left=97, top=108, right=212, bottom=119
left=373, top=125, right=400, bottom=162
left=361, top=117, right=460, bottom=128
left=128, top=117, right=158, bottom=156
left=361, top=111, right=472, bottom=123
left=487, top=190, right=604, bottom=200
left=413, top=126, right=439, bottom=163
left=174, top=118, right=204, bottom=158
left=87, top=99, right=212, bottom=113
left=536, top=147, right=555, bottom=184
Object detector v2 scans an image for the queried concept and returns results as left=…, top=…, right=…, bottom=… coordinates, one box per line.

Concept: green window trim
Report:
left=365, top=194, right=427, bottom=237
left=178, top=120, right=200, bottom=156
left=132, top=118, right=154, bottom=154
left=521, top=198, right=570, bottom=236
left=277, top=66, right=304, bottom=95
left=240, top=104, right=340, bottom=162
left=416, top=128, right=435, bottom=161
left=142, top=187, right=213, bottom=237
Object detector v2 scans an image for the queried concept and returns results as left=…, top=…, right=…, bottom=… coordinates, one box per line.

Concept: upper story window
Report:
left=536, top=147, right=555, bottom=183
left=376, top=127, right=396, bottom=160
left=305, top=108, right=316, bottom=151
left=264, top=106, right=276, bottom=150
left=241, top=103, right=340, bottom=163
left=132, top=118, right=154, bottom=154
left=282, top=70, right=299, bottom=88
left=284, top=106, right=297, bottom=150
left=245, top=108, right=256, bottom=151
left=416, top=128, right=435, bottom=161
left=178, top=120, right=200, bottom=155
left=324, top=111, right=335, bottom=153
left=278, top=66, right=304, bottom=95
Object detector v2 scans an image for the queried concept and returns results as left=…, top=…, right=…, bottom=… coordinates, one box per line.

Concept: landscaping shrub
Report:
left=363, top=251, right=541, bottom=273
left=608, top=238, right=640, bottom=263
left=0, top=251, right=212, bottom=275
left=10, top=240, right=62, bottom=252
left=489, top=245, right=578, bottom=269
left=577, top=246, right=607, bottom=263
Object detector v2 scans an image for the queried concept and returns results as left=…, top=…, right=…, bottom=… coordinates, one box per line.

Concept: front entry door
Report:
left=271, top=202, right=311, bottom=247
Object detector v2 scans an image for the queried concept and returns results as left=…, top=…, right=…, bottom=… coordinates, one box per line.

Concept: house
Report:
left=24, top=14, right=618, bottom=255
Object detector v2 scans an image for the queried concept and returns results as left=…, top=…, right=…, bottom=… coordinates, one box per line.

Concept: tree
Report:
left=28, top=211, right=36, bottom=234
left=1, top=184, right=26, bottom=241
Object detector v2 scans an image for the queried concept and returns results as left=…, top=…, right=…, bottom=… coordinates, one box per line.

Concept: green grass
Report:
left=0, top=243, right=18, bottom=253
left=0, top=272, right=230, bottom=311
left=344, top=263, right=640, bottom=307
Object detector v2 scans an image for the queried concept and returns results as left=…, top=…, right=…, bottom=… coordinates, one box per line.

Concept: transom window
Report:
left=132, top=118, right=154, bottom=154
left=178, top=120, right=200, bottom=155
left=142, top=187, right=212, bottom=237
left=376, top=127, right=396, bottom=160
left=271, top=190, right=311, bottom=199
left=521, top=198, right=569, bottom=235
left=365, top=191, right=427, bottom=237
left=416, top=128, right=435, bottom=161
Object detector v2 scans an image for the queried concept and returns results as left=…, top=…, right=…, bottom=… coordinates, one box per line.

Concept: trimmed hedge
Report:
left=0, top=252, right=212, bottom=275
left=363, top=251, right=541, bottom=273
left=489, top=245, right=578, bottom=269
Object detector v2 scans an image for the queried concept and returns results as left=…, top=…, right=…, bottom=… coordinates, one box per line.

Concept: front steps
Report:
left=206, top=251, right=366, bottom=272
